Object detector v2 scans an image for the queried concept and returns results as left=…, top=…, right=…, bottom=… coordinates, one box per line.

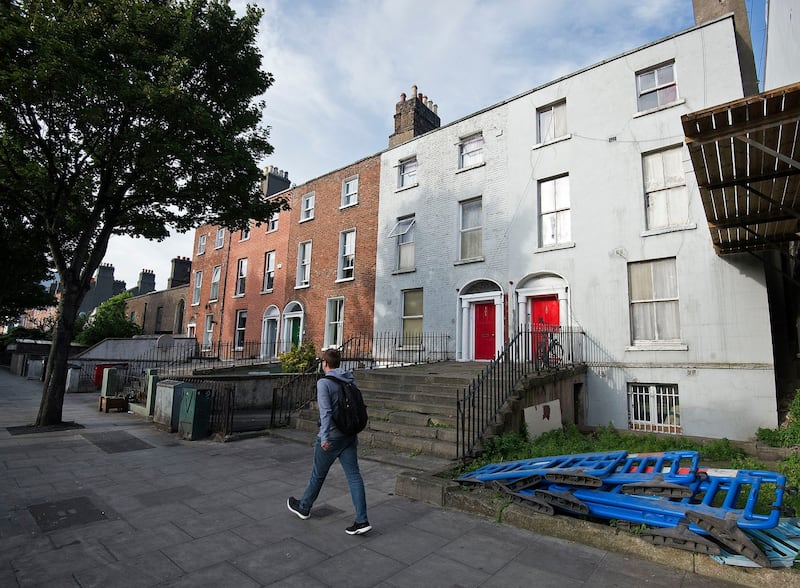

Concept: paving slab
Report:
left=0, top=367, right=784, bottom=587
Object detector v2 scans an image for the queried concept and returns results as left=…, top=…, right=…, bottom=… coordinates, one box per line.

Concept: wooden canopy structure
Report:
left=682, top=82, right=800, bottom=255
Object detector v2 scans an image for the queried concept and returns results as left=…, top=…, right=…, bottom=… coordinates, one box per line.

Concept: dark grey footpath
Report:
left=0, top=368, right=742, bottom=587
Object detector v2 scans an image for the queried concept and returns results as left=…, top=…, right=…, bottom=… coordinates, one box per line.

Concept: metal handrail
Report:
left=456, top=327, right=583, bottom=461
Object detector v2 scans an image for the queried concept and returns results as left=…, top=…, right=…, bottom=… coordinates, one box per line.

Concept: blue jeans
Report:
left=299, top=436, right=368, bottom=523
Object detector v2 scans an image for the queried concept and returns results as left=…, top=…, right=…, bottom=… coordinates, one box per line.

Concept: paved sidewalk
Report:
left=0, top=368, right=741, bottom=587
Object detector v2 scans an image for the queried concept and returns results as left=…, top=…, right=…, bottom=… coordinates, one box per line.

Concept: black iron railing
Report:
left=456, top=326, right=584, bottom=461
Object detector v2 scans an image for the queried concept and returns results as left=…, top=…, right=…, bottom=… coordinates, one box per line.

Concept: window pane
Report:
left=538, top=108, right=553, bottom=142
left=658, top=85, right=677, bottom=104
left=638, top=91, right=658, bottom=111
left=462, top=200, right=481, bottom=229
left=541, top=213, right=557, bottom=246
left=553, top=102, right=567, bottom=136
left=629, top=263, right=653, bottom=300
left=404, top=290, right=423, bottom=315
left=655, top=300, right=680, bottom=339
left=554, top=176, right=570, bottom=209
left=661, top=148, right=683, bottom=186
left=403, top=318, right=422, bottom=338
left=631, top=303, right=655, bottom=340
left=643, top=151, right=665, bottom=191
left=540, top=180, right=555, bottom=212
left=652, top=259, right=677, bottom=298
left=639, top=70, right=656, bottom=92
left=461, top=229, right=482, bottom=258
left=399, top=242, right=414, bottom=270
left=556, top=210, right=571, bottom=242
left=657, top=64, right=674, bottom=84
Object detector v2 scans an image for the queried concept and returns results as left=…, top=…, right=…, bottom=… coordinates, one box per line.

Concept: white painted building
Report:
left=375, top=13, right=777, bottom=441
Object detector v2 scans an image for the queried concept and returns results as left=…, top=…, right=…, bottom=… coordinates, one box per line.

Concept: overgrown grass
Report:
left=471, top=423, right=745, bottom=469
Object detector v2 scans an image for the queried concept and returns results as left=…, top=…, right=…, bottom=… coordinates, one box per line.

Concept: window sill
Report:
left=197, top=251, right=205, bottom=256
left=454, top=256, right=485, bottom=266
left=532, top=134, right=572, bottom=150
left=299, top=217, right=314, bottom=223
left=232, top=294, right=244, bottom=298
left=626, top=343, right=689, bottom=351
left=339, top=201, right=358, bottom=210
left=535, top=241, right=575, bottom=253
left=633, top=98, right=686, bottom=118
left=208, top=298, right=219, bottom=303
left=640, top=223, right=697, bottom=237
left=456, top=161, right=485, bottom=174
left=335, top=277, right=355, bottom=283
left=393, top=268, right=416, bottom=275
left=191, top=302, right=201, bottom=307
left=266, top=228, right=278, bottom=234
left=260, top=289, right=274, bottom=295
left=395, top=183, right=418, bottom=193
left=294, top=284, right=310, bottom=290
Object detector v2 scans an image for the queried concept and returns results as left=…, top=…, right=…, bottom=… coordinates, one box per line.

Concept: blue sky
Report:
left=104, top=0, right=767, bottom=290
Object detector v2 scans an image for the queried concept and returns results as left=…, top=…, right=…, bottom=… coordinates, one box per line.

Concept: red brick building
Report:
left=187, top=158, right=380, bottom=358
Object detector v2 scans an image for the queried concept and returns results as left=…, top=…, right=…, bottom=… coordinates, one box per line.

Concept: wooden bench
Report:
left=98, top=396, right=128, bottom=413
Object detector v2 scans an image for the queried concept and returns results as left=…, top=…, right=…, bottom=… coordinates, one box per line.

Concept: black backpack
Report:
left=324, top=375, right=368, bottom=435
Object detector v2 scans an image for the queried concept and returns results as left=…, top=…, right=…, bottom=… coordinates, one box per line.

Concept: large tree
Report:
left=0, top=0, right=285, bottom=425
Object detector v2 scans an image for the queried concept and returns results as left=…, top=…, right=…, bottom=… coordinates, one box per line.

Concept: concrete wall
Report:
left=764, top=0, right=800, bottom=90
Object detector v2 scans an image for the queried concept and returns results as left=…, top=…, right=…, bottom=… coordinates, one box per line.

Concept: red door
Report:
left=474, top=302, right=496, bottom=360
left=531, top=295, right=559, bottom=359
left=531, top=295, right=559, bottom=329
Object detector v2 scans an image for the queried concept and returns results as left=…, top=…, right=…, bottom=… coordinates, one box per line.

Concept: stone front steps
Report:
left=292, top=361, right=487, bottom=460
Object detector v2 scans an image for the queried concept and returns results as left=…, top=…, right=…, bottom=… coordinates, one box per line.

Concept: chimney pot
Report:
left=400, top=92, right=406, bottom=101
left=411, top=84, right=417, bottom=97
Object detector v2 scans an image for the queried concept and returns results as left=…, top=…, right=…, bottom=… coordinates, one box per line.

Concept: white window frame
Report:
left=537, top=100, right=567, bottom=143
left=459, top=197, right=482, bottom=260
left=642, top=146, right=689, bottom=230
left=234, top=310, right=247, bottom=351
left=628, top=258, right=680, bottom=344
left=402, top=288, right=423, bottom=347
left=215, top=228, right=225, bottom=249
left=337, top=229, right=356, bottom=281
left=263, top=250, right=275, bottom=292
left=202, top=314, right=214, bottom=351
left=459, top=133, right=484, bottom=168
left=539, top=175, right=571, bottom=247
left=342, top=176, right=359, bottom=207
left=192, top=271, right=202, bottom=305
left=398, top=157, right=418, bottom=188
left=268, top=211, right=279, bottom=232
left=235, top=258, right=247, bottom=296
left=628, top=383, right=681, bottom=434
left=300, top=192, right=315, bottom=222
left=241, top=224, right=250, bottom=241
left=637, top=62, right=678, bottom=112
left=389, top=217, right=415, bottom=271
left=197, top=234, right=206, bottom=255
left=296, top=241, right=312, bottom=288
left=324, top=297, right=345, bottom=349
left=209, top=265, right=221, bottom=301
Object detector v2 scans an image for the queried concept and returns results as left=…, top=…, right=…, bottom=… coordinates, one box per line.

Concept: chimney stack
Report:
left=168, top=256, right=192, bottom=288
left=691, top=0, right=758, bottom=96
left=261, top=165, right=292, bottom=196
left=389, top=85, right=441, bottom=148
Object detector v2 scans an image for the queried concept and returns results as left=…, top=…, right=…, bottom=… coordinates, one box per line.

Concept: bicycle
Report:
left=536, top=331, right=563, bottom=369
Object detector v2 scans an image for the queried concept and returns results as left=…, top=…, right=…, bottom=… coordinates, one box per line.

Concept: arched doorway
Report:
left=458, top=279, right=504, bottom=361
left=261, top=305, right=280, bottom=359
left=281, top=301, right=305, bottom=353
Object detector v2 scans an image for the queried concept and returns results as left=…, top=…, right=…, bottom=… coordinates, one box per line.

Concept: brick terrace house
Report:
left=188, top=158, right=384, bottom=358
left=125, top=257, right=192, bottom=335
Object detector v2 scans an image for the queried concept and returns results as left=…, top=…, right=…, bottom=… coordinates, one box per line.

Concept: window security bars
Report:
left=628, top=383, right=681, bottom=434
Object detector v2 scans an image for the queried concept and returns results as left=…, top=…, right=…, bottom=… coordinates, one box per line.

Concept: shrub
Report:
left=278, top=342, right=318, bottom=373
left=756, top=390, right=800, bottom=447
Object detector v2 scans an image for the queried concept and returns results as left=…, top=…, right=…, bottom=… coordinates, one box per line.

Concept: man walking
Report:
left=287, top=348, right=371, bottom=535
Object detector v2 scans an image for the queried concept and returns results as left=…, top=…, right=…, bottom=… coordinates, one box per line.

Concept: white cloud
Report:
left=106, top=0, right=705, bottom=288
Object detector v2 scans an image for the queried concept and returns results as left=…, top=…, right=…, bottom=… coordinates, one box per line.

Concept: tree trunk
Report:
left=36, top=290, right=80, bottom=426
